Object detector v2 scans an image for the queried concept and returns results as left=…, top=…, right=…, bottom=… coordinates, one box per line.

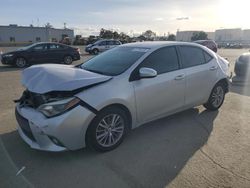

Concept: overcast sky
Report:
left=0, top=0, right=249, bottom=36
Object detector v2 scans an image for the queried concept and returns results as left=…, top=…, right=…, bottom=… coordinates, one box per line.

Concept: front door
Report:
left=29, top=43, right=49, bottom=64
left=131, top=46, right=185, bottom=123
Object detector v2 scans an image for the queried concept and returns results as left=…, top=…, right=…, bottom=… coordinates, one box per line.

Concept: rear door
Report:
left=107, top=40, right=119, bottom=50
left=47, top=44, right=65, bottom=63
left=132, top=46, right=185, bottom=123
left=178, top=45, right=218, bottom=107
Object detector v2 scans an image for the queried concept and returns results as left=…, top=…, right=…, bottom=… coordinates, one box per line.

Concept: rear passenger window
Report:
left=203, top=51, right=213, bottom=63
left=49, top=44, right=62, bottom=50
left=180, top=46, right=206, bottom=68
left=141, top=47, right=179, bottom=74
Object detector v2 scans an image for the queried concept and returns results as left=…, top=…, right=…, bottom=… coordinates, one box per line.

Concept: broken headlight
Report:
left=38, top=97, right=80, bottom=118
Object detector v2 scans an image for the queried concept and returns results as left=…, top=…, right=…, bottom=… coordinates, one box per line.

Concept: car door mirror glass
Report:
left=139, top=67, right=157, bottom=79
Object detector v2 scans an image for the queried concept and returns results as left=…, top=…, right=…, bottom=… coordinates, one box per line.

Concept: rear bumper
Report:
left=73, top=53, right=81, bottom=61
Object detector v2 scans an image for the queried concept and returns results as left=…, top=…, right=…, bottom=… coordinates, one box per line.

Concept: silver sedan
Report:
left=15, top=42, right=230, bottom=152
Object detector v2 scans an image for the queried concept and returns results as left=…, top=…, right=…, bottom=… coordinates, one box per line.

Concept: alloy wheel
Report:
left=64, top=56, right=73, bottom=64
left=95, top=114, right=125, bottom=147
left=16, top=58, right=26, bottom=68
left=211, top=86, right=224, bottom=108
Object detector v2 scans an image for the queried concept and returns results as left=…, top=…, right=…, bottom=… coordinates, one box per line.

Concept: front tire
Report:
left=86, top=107, right=129, bottom=152
left=15, top=57, right=27, bottom=68
left=203, top=83, right=226, bottom=111
left=92, top=48, right=99, bottom=55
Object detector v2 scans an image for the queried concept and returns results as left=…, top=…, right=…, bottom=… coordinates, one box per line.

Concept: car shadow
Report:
left=0, top=65, right=23, bottom=73
left=0, top=108, right=218, bottom=188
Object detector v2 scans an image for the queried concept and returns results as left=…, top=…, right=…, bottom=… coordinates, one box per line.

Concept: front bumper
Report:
left=85, top=47, right=92, bottom=53
left=15, top=104, right=95, bottom=151
left=1, top=56, right=15, bottom=65
left=73, top=53, right=81, bottom=61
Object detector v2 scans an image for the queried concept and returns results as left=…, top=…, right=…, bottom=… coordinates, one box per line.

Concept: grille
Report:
left=15, top=108, right=36, bottom=142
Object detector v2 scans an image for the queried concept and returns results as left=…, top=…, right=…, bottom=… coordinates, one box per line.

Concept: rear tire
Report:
left=203, top=83, right=226, bottom=111
left=15, top=57, right=27, bottom=68
left=86, top=107, right=129, bottom=152
left=63, top=55, right=73, bottom=65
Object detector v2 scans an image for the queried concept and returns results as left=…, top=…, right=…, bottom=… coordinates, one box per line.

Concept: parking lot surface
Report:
left=0, top=48, right=250, bottom=188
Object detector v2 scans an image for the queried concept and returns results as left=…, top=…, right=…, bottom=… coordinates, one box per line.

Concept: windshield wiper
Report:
left=83, top=67, right=108, bottom=75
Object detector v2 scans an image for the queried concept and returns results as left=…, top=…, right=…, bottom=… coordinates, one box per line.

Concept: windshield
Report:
left=81, top=46, right=148, bottom=76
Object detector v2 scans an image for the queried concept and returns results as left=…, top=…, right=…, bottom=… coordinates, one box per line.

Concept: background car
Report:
left=194, top=40, right=218, bottom=53
left=85, top=39, right=122, bottom=54
left=15, top=42, right=229, bottom=152
left=235, top=53, right=250, bottom=77
left=1, top=42, right=80, bottom=68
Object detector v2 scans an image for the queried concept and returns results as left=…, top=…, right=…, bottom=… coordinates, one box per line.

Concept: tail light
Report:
left=76, top=48, right=81, bottom=54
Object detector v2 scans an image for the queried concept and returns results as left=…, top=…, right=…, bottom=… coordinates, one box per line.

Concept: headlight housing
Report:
left=4, top=54, right=14, bottom=57
left=38, top=97, right=80, bottom=118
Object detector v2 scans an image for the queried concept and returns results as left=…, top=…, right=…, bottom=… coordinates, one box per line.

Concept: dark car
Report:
left=235, top=53, right=250, bottom=77
left=1, top=42, right=80, bottom=68
left=194, top=40, right=218, bottom=53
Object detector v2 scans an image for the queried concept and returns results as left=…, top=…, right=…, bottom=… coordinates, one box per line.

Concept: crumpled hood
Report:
left=22, top=64, right=112, bottom=94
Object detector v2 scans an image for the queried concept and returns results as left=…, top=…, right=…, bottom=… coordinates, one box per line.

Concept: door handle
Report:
left=210, top=66, right=218, bottom=71
left=175, top=74, right=185, bottom=80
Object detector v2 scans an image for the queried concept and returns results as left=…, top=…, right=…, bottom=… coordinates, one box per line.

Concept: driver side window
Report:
left=99, top=41, right=107, bottom=46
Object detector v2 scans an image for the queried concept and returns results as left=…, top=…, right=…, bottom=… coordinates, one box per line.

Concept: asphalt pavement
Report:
left=0, top=48, right=250, bottom=188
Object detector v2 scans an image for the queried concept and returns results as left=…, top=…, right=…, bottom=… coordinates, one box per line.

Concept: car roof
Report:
left=194, top=40, right=215, bottom=43
left=33, top=42, right=68, bottom=46
left=97, top=39, right=120, bottom=42
left=122, top=41, right=203, bottom=50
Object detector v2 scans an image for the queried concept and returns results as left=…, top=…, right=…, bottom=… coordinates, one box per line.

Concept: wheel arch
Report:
left=84, top=103, right=133, bottom=150
left=216, top=78, right=229, bottom=93
left=63, top=54, right=73, bottom=59
left=14, top=56, right=29, bottom=67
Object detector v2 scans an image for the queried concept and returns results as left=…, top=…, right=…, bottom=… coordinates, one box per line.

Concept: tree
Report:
left=98, top=29, right=132, bottom=43
left=99, top=28, right=114, bottom=39
left=113, top=31, right=119, bottom=39
left=167, top=34, right=176, bottom=41
left=142, top=30, right=156, bottom=40
left=191, top=31, right=208, bottom=41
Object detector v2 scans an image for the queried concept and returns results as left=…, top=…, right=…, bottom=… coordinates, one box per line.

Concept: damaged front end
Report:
left=14, top=90, right=74, bottom=108
left=15, top=90, right=82, bottom=118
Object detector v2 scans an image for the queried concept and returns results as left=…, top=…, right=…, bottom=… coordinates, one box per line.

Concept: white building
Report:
left=0, top=25, right=74, bottom=44
left=176, top=31, right=197, bottom=42
left=242, top=30, right=250, bottom=44
left=176, top=31, right=215, bottom=42
left=214, top=28, right=242, bottom=43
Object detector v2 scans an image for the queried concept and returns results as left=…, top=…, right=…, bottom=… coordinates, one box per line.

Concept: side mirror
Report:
left=139, top=67, right=157, bottom=79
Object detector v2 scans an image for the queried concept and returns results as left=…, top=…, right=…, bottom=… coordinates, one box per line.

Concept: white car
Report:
left=15, top=42, right=230, bottom=152
left=85, top=39, right=122, bottom=54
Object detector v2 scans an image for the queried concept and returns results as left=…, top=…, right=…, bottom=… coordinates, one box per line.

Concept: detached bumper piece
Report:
left=15, top=108, right=36, bottom=142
